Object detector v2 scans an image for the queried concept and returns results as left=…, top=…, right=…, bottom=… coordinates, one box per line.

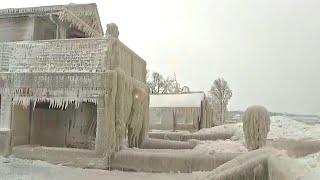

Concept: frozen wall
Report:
left=33, top=17, right=57, bottom=40
left=110, top=38, right=147, bottom=83
left=149, top=108, right=174, bottom=130
left=11, top=105, right=30, bottom=146
left=31, top=107, right=66, bottom=147
left=201, top=99, right=215, bottom=128
left=31, top=102, right=96, bottom=149
left=149, top=107, right=200, bottom=132
left=0, top=17, right=34, bottom=43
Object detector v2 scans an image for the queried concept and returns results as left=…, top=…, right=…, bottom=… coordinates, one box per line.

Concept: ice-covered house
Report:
left=149, top=92, right=214, bottom=132
left=0, top=3, right=149, bottom=168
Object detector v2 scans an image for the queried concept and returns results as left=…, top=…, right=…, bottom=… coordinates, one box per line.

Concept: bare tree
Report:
left=147, top=71, right=190, bottom=94
left=148, top=72, right=165, bottom=94
left=208, top=78, right=232, bottom=124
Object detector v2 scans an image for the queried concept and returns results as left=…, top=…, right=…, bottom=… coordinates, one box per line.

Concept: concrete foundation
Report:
left=12, top=145, right=107, bottom=169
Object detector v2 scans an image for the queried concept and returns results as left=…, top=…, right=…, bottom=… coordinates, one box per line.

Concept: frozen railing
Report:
left=0, top=38, right=110, bottom=72
left=0, top=37, right=147, bottom=82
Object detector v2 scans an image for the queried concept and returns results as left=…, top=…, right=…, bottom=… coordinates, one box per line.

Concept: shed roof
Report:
left=150, top=92, right=205, bottom=108
left=0, top=3, right=103, bottom=37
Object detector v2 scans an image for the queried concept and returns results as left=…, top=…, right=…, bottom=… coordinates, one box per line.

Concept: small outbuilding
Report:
left=149, top=92, right=214, bottom=132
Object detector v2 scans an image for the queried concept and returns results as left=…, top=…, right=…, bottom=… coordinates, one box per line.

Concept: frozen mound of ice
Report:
left=242, top=105, right=271, bottom=151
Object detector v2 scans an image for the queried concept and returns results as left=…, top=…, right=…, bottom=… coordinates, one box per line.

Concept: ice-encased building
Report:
left=149, top=92, right=214, bottom=132
left=0, top=3, right=149, bottom=168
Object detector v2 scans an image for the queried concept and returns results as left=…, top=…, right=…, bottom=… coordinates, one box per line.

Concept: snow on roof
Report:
left=150, top=92, right=205, bottom=108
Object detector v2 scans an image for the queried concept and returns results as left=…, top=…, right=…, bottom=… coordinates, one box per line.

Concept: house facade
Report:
left=0, top=3, right=149, bottom=168
left=149, top=92, right=214, bottom=132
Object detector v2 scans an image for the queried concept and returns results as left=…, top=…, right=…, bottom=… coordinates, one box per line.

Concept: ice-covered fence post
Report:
left=242, top=105, right=271, bottom=151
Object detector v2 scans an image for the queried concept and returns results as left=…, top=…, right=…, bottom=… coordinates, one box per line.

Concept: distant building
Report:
left=149, top=92, right=215, bottom=132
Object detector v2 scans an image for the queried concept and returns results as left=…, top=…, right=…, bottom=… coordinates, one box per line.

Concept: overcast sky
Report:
left=3, top=0, right=320, bottom=115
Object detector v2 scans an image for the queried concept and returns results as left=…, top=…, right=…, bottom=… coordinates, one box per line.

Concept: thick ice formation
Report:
left=197, top=147, right=279, bottom=180
left=242, top=105, right=271, bottom=151
left=267, top=116, right=320, bottom=141
left=192, top=139, right=247, bottom=154
left=105, top=69, right=149, bottom=155
left=127, top=87, right=148, bottom=148
left=298, top=152, right=320, bottom=171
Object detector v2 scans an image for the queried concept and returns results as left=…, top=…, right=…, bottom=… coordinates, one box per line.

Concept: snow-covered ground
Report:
left=193, top=115, right=320, bottom=178
left=268, top=116, right=320, bottom=140
left=149, top=116, right=320, bottom=156
left=1, top=115, right=319, bottom=179
left=298, top=152, right=320, bottom=179
left=197, top=115, right=320, bottom=141
left=298, top=152, right=320, bottom=171
left=0, top=156, right=194, bottom=180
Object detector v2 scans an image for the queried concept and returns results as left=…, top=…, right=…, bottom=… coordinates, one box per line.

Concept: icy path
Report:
left=0, top=156, right=194, bottom=180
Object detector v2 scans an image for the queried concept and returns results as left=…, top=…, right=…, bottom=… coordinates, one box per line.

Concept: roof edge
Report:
left=150, top=91, right=205, bottom=95
left=0, top=3, right=96, bottom=12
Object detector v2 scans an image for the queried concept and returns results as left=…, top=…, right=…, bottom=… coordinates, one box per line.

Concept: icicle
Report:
left=49, top=98, right=53, bottom=109
left=64, top=100, right=69, bottom=110
left=32, top=99, right=37, bottom=110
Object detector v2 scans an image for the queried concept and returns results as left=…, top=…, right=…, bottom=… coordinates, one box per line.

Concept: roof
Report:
left=150, top=92, right=205, bottom=108
left=0, top=3, right=103, bottom=37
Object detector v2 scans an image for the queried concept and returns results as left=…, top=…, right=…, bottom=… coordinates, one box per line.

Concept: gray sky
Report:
left=3, top=0, right=320, bottom=115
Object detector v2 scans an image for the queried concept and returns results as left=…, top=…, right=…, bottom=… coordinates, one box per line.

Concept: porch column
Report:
left=0, top=95, right=11, bottom=129
left=0, top=95, right=12, bottom=156
left=95, top=95, right=107, bottom=156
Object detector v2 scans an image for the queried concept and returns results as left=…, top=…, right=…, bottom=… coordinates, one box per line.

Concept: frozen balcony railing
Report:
left=0, top=38, right=110, bottom=72
left=0, top=37, right=147, bottom=83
